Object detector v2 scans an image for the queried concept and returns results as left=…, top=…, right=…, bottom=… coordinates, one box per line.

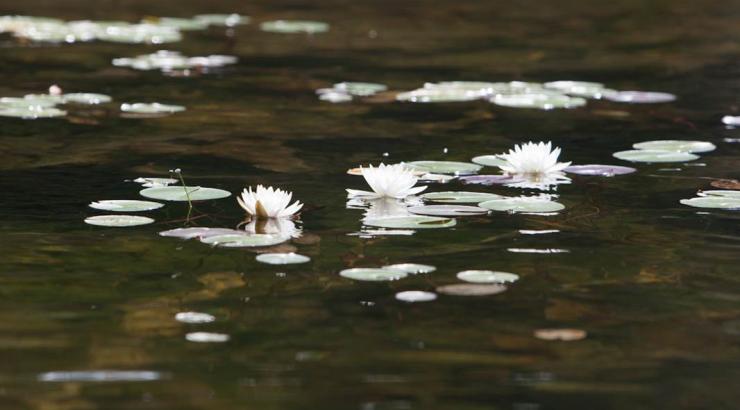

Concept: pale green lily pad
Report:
left=436, top=283, right=507, bottom=296
left=334, top=82, right=387, bottom=96
left=383, top=263, right=436, bottom=274
left=680, top=197, right=740, bottom=209
left=699, top=190, right=740, bottom=199
left=0, top=97, right=58, bottom=108
left=421, top=191, right=503, bottom=204
left=396, top=88, right=482, bottom=103
left=194, top=14, right=249, bottom=26
left=632, top=140, right=716, bottom=153
left=491, top=93, right=587, bottom=109
left=471, top=155, right=508, bottom=168
left=479, top=197, right=565, bottom=213
left=543, top=81, right=611, bottom=98
left=408, top=205, right=488, bottom=216
left=133, top=177, right=178, bottom=187
left=89, top=200, right=164, bottom=212
left=200, top=234, right=288, bottom=247
left=121, top=102, right=185, bottom=114
left=256, top=253, right=311, bottom=265
left=405, top=161, right=482, bottom=175
left=456, top=270, right=520, bottom=284
left=260, top=20, right=329, bottom=34
left=140, top=186, right=231, bottom=201
left=339, top=268, right=408, bottom=282
left=395, top=291, right=437, bottom=302
left=62, top=93, right=112, bottom=104
left=154, top=17, right=209, bottom=31
left=0, top=106, right=66, bottom=119
left=84, top=215, right=154, bottom=227
left=613, top=149, right=699, bottom=163
left=363, top=215, right=457, bottom=229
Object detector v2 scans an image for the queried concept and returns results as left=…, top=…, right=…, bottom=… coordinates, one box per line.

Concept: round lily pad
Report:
left=699, top=190, right=740, bottom=199
left=395, top=291, right=437, bottom=302
left=84, top=215, right=154, bottom=227
left=175, top=312, right=215, bottom=323
left=383, top=263, right=436, bottom=274
left=563, top=164, right=637, bottom=176
left=471, top=155, right=508, bottom=168
left=185, top=332, right=230, bottom=343
left=339, top=268, right=408, bottom=282
left=408, top=204, right=488, bottom=216
left=396, top=88, right=483, bottom=103
left=421, top=191, right=503, bottom=203
left=140, top=186, right=231, bottom=201
left=680, top=197, right=740, bottom=209
left=363, top=215, right=457, bottom=229
left=405, top=161, right=482, bottom=175
left=479, top=197, right=565, bottom=213
left=200, top=234, right=288, bottom=248
left=460, top=174, right=524, bottom=185
left=436, top=283, right=507, bottom=296
left=159, top=227, right=238, bottom=239
left=604, top=91, right=676, bottom=103
left=260, top=20, right=329, bottom=34
left=89, top=200, right=163, bottom=212
left=632, top=140, right=716, bottom=153
left=456, top=270, right=520, bottom=284
left=613, top=149, right=699, bottom=163
left=490, top=93, right=586, bottom=109
left=62, top=93, right=112, bottom=105
left=120, top=102, right=185, bottom=114
left=334, top=82, right=387, bottom=96
left=256, top=253, right=311, bottom=265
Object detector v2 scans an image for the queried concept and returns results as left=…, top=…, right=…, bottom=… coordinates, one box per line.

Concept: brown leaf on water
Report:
left=710, top=179, right=740, bottom=190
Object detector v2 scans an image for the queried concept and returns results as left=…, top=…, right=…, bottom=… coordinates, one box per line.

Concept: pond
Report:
left=1, top=0, right=740, bottom=409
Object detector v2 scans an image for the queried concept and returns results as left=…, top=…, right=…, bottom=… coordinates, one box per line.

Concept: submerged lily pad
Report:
left=89, top=200, right=163, bottom=212
left=339, top=268, right=408, bottom=282
left=436, top=283, right=507, bottom=296
left=421, top=191, right=503, bottom=203
left=680, top=197, right=740, bottom=209
left=256, top=253, right=311, bottom=265
left=363, top=215, right=457, bottom=229
left=479, top=197, right=565, bottom=213
left=632, top=140, right=716, bottom=153
left=200, top=233, right=288, bottom=248
left=604, top=91, right=676, bottom=103
left=408, top=204, right=488, bottom=216
left=613, top=149, right=699, bottom=163
left=260, top=20, right=329, bottom=34
left=84, top=215, right=154, bottom=227
left=121, top=102, right=185, bottom=114
left=383, top=263, right=436, bottom=274
left=140, top=186, right=231, bottom=201
left=699, top=190, right=740, bottom=199
left=471, top=155, right=508, bottom=168
left=405, top=161, right=482, bottom=175
left=563, top=164, right=637, bottom=176
left=490, top=93, right=587, bottom=109
left=395, top=291, right=437, bottom=302
left=456, top=270, right=520, bottom=284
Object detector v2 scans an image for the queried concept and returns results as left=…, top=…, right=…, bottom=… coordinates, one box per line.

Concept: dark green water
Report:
left=1, top=0, right=740, bottom=409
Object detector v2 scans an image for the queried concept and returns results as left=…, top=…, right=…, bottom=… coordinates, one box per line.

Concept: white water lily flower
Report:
left=498, top=141, right=571, bottom=176
left=237, top=185, right=303, bottom=219
left=346, top=163, right=427, bottom=199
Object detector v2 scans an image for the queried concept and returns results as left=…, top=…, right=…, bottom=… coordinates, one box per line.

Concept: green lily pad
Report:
left=543, top=81, right=611, bottom=98
left=491, top=93, right=587, bottom=109
left=436, top=283, right=507, bottom=296
left=456, top=270, right=520, bottom=284
left=334, top=82, right=387, bottom=96
left=154, top=17, right=209, bottom=31
left=632, top=140, right=716, bottom=153
left=84, top=215, right=154, bottom=227
left=0, top=97, right=59, bottom=108
left=408, top=205, right=488, bottom=216
left=339, top=268, right=408, bottom=282
left=120, top=103, right=185, bottom=114
left=256, top=253, right=311, bottom=265
left=395, top=291, right=437, bottom=302
left=699, top=190, right=740, bottom=199
left=260, top=20, right=329, bottom=34
left=613, top=149, right=699, bottom=163
left=363, top=215, right=457, bottom=229
left=140, top=186, right=231, bottom=201
left=680, top=197, right=740, bottom=209
left=479, top=197, right=565, bottom=213
left=194, top=14, right=249, bottom=26
left=421, top=191, right=503, bottom=204
left=396, top=88, right=482, bottom=103
left=62, top=93, right=112, bottom=105
left=405, top=161, right=482, bottom=175
left=0, top=106, right=67, bottom=119
left=200, top=234, right=288, bottom=247
left=471, top=155, right=508, bottom=168
left=89, top=200, right=164, bottom=212
left=383, top=263, right=436, bottom=274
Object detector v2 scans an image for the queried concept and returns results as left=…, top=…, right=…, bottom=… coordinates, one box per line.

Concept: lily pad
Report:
left=534, top=328, right=587, bottom=341
left=722, top=115, right=740, bottom=126
left=459, top=175, right=524, bottom=185
left=471, top=155, right=508, bottom=168
left=456, top=270, right=520, bottom=284
left=543, top=81, right=610, bottom=98
left=154, top=17, right=209, bottom=31
left=339, top=268, right=408, bottom=282
left=0, top=106, right=67, bottom=119
left=120, top=102, right=185, bottom=114
left=194, top=14, right=249, bottom=26
left=175, top=312, right=216, bottom=323
left=436, top=283, right=507, bottom=296
left=185, top=332, right=230, bottom=343
left=680, top=197, right=740, bottom=209
left=84, top=215, right=154, bottom=227
left=256, top=253, right=311, bottom=265
left=62, top=93, right=112, bottom=105
left=200, top=234, right=288, bottom=248
left=490, top=93, right=586, bottom=109
left=421, top=191, right=503, bottom=203
left=563, top=164, right=637, bottom=176
left=396, top=88, right=483, bottom=103
left=133, top=177, right=178, bottom=187
left=632, top=140, right=716, bottom=153
left=363, top=215, right=457, bottom=229
left=334, top=82, right=387, bottom=96
left=260, top=20, right=329, bottom=34
left=408, top=204, right=488, bottom=216
left=479, top=197, right=565, bottom=213
left=613, top=149, right=699, bottom=163
left=395, top=291, right=437, bottom=302
left=383, top=263, right=436, bottom=274
left=604, top=91, right=676, bottom=103
left=699, top=190, right=740, bottom=199
left=140, top=186, right=231, bottom=201
left=89, top=200, right=164, bottom=212
left=159, top=227, right=238, bottom=239
left=405, top=161, right=482, bottom=175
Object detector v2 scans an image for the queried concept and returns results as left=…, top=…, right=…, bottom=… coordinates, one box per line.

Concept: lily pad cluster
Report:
left=0, top=91, right=112, bottom=119
left=614, top=139, right=716, bottom=163
left=113, top=50, right=237, bottom=73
